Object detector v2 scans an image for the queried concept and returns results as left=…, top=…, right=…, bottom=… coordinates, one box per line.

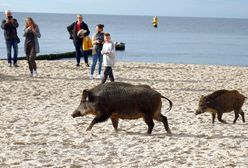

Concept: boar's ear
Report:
left=200, top=95, right=204, bottom=101
left=82, top=89, right=89, bottom=101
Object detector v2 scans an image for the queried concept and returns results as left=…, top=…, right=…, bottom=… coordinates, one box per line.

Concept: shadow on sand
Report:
left=0, top=74, right=21, bottom=81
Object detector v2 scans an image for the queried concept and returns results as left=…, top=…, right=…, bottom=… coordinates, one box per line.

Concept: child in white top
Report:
left=101, top=33, right=116, bottom=83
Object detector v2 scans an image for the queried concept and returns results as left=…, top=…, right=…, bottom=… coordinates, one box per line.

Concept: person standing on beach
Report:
left=101, top=33, right=116, bottom=84
left=1, top=10, right=19, bottom=67
left=82, top=35, right=93, bottom=66
left=90, top=24, right=104, bottom=80
left=67, top=14, right=90, bottom=67
left=23, top=17, right=41, bottom=77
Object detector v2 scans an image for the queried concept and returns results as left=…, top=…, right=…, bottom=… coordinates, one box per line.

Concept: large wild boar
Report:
left=195, top=90, right=246, bottom=124
left=72, top=82, right=173, bottom=134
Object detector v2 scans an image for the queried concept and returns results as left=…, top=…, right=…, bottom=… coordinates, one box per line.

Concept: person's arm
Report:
left=101, top=44, right=107, bottom=55
left=67, top=22, right=75, bottom=39
left=108, top=42, right=116, bottom=55
left=84, top=23, right=90, bottom=36
left=12, top=19, right=19, bottom=28
left=23, top=27, right=31, bottom=37
left=1, top=20, right=7, bottom=29
left=67, top=22, right=74, bottom=32
left=92, top=33, right=98, bottom=45
left=34, top=25, right=41, bottom=38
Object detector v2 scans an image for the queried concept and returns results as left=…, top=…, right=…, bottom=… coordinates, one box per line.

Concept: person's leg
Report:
left=5, top=40, right=12, bottom=65
left=101, top=66, right=110, bottom=84
left=109, top=67, right=115, bottom=82
left=98, top=51, right=103, bottom=76
left=82, top=50, right=88, bottom=64
left=74, top=41, right=82, bottom=66
left=13, top=40, right=18, bottom=65
left=90, top=54, right=98, bottom=76
left=30, top=46, right=37, bottom=72
left=26, top=45, right=32, bottom=74
left=83, top=50, right=89, bottom=65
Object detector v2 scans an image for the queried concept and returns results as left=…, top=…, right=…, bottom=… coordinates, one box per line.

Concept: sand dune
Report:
left=0, top=60, right=248, bottom=167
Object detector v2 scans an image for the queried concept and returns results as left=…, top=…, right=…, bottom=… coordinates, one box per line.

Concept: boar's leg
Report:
left=154, top=114, right=172, bottom=134
left=239, top=110, right=245, bottom=123
left=86, top=113, right=110, bottom=131
left=212, top=113, right=216, bottom=124
left=161, top=115, right=172, bottom=134
left=110, top=117, right=119, bottom=132
left=143, top=115, right=155, bottom=134
left=217, top=112, right=227, bottom=124
left=233, top=110, right=240, bottom=124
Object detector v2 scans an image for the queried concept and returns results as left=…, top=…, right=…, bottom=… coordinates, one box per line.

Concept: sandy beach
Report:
left=0, top=60, right=248, bottom=167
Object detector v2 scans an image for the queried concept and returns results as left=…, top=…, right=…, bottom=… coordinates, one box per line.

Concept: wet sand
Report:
left=0, top=60, right=248, bottom=167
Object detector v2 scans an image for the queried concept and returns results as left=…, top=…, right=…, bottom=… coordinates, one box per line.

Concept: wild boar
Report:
left=72, top=82, right=173, bottom=134
left=195, top=90, right=246, bottom=124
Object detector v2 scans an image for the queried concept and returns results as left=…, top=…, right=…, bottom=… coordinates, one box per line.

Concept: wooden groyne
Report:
left=0, top=43, right=125, bottom=61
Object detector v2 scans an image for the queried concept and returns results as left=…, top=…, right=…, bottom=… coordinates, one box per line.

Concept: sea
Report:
left=0, top=12, right=248, bottom=66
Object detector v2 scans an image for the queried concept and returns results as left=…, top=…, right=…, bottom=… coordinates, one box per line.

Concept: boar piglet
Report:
left=196, top=90, right=246, bottom=124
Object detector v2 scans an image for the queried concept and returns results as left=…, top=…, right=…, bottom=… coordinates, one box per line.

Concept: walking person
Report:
left=67, top=14, right=90, bottom=67
left=90, top=24, right=104, bottom=80
left=101, top=33, right=116, bottom=84
left=1, top=10, right=19, bottom=67
left=23, top=17, right=41, bottom=77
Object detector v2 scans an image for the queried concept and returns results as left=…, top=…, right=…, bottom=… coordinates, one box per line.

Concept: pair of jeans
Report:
left=6, top=39, right=18, bottom=64
left=102, top=66, right=114, bottom=84
left=73, top=41, right=88, bottom=64
left=91, top=50, right=103, bottom=75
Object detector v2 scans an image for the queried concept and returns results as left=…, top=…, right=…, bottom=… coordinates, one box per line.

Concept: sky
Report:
left=0, top=0, right=248, bottom=18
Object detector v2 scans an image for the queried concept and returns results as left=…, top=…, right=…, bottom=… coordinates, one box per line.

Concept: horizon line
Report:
left=1, top=11, right=248, bottom=20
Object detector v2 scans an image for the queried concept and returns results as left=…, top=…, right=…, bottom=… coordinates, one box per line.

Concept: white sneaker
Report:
left=97, top=74, right=102, bottom=79
left=33, top=70, right=38, bottom=77
left=90, top=75, right=94, bottom=80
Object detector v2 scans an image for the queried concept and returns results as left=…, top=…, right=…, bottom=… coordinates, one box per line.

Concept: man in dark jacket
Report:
left=1, top=10, right=19, bottom=67
left=67, top=14, right=90, bottom=67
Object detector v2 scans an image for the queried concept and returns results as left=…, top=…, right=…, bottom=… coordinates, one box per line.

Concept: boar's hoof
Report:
left=167, top=129, right=172, bottom=135
left=220, top=120, right=227, bottom=124
left=86, top=126, right=93, bottom=131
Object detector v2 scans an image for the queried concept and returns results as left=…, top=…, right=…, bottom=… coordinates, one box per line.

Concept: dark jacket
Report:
left=1, top=18, right=19, bottom=40
left=23, top=25, right=41, bottom=53
left=67, top=21, right=90, bottom=43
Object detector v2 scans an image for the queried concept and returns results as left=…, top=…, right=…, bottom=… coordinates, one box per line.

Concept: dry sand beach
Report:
left=0, top=60, right=248, bottom=167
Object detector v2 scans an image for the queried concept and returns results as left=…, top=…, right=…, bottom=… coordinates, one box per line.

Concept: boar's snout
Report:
left=71, top=110, right=82, bottom=118
left=195, top=109, right=204, bottom=115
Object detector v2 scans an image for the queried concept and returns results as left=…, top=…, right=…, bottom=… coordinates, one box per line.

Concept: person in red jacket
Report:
left=67, top=14, right=90, bottom=67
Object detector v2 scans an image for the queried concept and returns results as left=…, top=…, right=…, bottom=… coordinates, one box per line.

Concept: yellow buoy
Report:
left=153, top=16, right=158, bottom=28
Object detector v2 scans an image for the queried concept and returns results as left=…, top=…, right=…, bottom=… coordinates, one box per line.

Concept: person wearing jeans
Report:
left=1, top=10, right=19, bottom=67
left=91, top=49, right=103, bottom=79
left=67, top=14, right=90, bottom=67
left=6, top=40, right=18, bottom=66
left=90, top=24, right=104, bottom=79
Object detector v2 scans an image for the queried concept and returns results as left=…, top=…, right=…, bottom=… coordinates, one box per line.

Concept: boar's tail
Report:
left=161, top=95, right=173, bottom=112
